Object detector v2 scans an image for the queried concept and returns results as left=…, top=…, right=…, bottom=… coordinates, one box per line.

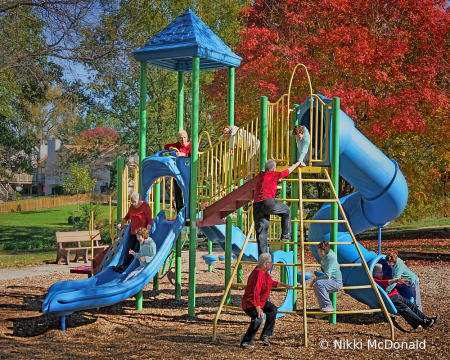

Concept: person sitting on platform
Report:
left=219, top=125, right=260, bottom=179
left=385, top=251, right=422, bottom=312
left=253, top=159, right=301, bottom=255
left=290, top=124, right=310, bottom=167
left=122, top=227, right=156, bottom=282
left=372, top=264, right=439, bottom=330
left=240, top=253, right=294, bottom=349
left=164, top=130, right=191, bottom=157
left=309, top=240, right=343, bottom=318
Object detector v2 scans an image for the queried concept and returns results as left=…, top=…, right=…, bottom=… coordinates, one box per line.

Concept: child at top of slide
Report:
left=290, top=125, right=310, bottom=166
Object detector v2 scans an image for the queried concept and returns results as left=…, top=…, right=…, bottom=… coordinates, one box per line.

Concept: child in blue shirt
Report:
left=123, top=227, right=156, bottom=282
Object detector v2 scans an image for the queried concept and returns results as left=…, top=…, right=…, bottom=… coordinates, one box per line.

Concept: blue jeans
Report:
left=313, top=278, right=343, bottom=309
left=123, top=265, right=145, bottom=282
left=409, top=278, right=422, bottom=312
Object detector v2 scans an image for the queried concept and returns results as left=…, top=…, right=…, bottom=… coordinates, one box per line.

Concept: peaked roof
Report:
left=133, top=9, right=242, bottom=71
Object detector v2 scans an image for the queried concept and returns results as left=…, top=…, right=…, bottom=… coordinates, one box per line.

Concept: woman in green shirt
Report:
left=309, top=241, right=343, bottom=317
left=386, top=251, right=422, bottom=312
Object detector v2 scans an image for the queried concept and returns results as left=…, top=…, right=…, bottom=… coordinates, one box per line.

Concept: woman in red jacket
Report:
left=240, top=253, right=293, bottom=349
left=164, top=130, right=191, bottom=157
left=113, top=192, right=153, bottom=274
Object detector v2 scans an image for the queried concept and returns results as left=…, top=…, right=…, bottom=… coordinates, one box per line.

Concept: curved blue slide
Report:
left=302, top=96, right=409, bottom=314
left=43, top=151, right=190, bottom=321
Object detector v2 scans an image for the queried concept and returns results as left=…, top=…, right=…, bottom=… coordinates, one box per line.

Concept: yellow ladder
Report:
left=212, top=167, right=395, bottom=346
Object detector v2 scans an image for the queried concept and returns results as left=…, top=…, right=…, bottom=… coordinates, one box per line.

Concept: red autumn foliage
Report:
left=204, top=0, right=450, bottom=141
left=79, top=126, right=118, bottom=147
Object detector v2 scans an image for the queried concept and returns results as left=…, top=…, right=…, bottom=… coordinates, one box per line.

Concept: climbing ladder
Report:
left=212, top=166, right=394, bottom=346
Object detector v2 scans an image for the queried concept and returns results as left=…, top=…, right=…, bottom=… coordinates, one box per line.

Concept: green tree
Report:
left=63, top=163, right=97, bottom=211
left=78, top=1, right=249, bottom=158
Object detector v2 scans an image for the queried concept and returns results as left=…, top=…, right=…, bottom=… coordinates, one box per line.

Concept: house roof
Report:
left=133, top=9, right=242, bottom=71
left=37, top=156, right=47, bottom=164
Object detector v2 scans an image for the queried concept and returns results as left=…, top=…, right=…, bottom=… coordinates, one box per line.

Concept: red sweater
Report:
left=374, top=275, right=400, bottom=297
left=124, top=201, right=152, bottom=235
left=253, top=169, right=290, bottom=203
left=164, top=142, right=191, bottom=156
left=241, top=267, right=279, bottom=309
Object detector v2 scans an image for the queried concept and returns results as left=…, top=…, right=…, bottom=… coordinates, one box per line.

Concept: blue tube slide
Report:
left=305, top=96, right=409, bottom=314
left=43, top=151, right=190, bottom=317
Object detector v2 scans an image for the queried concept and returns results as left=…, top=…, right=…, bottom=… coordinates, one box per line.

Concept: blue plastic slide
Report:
left=301, top=96, right=409, bottom=314
left=43, top=151, right=190, bottom=322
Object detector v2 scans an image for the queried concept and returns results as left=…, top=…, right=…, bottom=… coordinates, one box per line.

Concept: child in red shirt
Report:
left=253, top=159, right=301, bottom=255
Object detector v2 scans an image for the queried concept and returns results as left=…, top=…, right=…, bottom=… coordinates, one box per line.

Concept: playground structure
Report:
left=42, top=10, right=410, bottom=346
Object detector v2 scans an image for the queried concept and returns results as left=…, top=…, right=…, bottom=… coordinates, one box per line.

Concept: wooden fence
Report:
left=0, top=194, right=91, bottom=214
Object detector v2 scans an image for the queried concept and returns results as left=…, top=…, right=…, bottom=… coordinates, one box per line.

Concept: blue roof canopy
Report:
left=133, top=9, right=242, bottom=71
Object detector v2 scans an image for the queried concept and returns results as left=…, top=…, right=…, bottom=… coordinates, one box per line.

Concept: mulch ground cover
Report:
left=1, top=237, right=450, bottom=359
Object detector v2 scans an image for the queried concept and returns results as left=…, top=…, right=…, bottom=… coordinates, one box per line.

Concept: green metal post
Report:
left=153, top=182, right=161, bottom=290
left=225, top=67, right=235, bottom=304
left=208, top=239, right=213, bottom=272
left=175, top=71, right=184, bottom=300
left=259, top=97, right=268, bottom=172
left=136, top=61, right=147, bottom=311
left=330, top=97, right=340, bottom=324
left=139, top=62, right=147, bottom=194
left=188, top=57, right=200, bottom=317
left=135, top=290, right=143, bottom=310
left=117, top=158, right=124, bottom=223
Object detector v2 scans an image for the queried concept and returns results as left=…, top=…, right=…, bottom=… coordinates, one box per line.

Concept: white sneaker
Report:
left=322, top=305, right=335, bottom=312
left=300, top=161, right=306, bottom=167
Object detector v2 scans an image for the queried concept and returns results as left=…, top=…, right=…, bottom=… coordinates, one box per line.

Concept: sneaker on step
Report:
left=321, top=305, right=335, bottom=312
left=280, top=234, right=291, bottom=241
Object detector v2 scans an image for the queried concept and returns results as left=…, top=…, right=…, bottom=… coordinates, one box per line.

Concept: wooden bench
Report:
left=56, top=231, right=109, bottom=265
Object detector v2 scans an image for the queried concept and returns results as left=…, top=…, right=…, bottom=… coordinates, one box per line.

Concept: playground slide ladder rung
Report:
left=303, top=241, right=354, bottom=245
left=276, top=309, right=383, bottom=315
left=301, top=178, right=329, bottom=183
left=303, top=219, right=347, bottom=223
left=302, top=199, right=339, bottom=203
left=230, top=283, right=246, bottom=287
left=223, top=305, right=242, bottom=311
left=239, top=261, right=298, bottom=267
left=269, top=219, right=346, bottom=223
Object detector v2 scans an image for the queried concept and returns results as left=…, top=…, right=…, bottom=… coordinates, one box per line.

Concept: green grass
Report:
left=387, top=217, right=450, bottom=230
left=362, top=217, right=450, bottom=233
left=0, top=204, right=112, bottom=253
left=0, top=252, right=55, bottom=268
